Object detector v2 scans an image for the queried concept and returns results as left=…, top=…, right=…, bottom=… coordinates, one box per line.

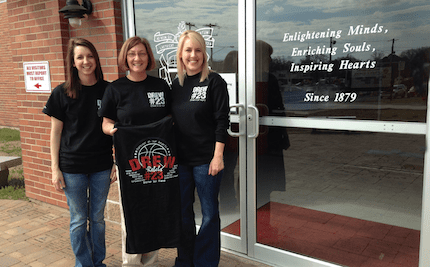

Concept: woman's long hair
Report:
left=64, top=38, right=103, bottom=99
left=176, top=30, right=211, bottom=86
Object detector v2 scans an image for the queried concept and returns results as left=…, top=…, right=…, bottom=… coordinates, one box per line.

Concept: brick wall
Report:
left=6, top=0, right=123, bottom=224
left=0, top=2, right=19, bottom=128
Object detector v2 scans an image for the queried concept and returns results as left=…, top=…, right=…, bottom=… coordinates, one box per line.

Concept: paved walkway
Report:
left=0, top=199, right=272, bottom=267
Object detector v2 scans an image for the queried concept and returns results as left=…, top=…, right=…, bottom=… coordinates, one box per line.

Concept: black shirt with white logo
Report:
left=43, top=81, right=113, bottom=173
left=98, top=76, right=171, bottom=126
left=171, top=72, right=230, bottom=166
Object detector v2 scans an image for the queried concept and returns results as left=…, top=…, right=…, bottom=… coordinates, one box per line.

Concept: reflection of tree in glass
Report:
left=400, top=47, right=430, bottom=97
left=371, top=50, right=385, bottom=61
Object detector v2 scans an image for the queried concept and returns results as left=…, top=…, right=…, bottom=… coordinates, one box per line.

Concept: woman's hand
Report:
left=102, top=117, right=117, bottom=136
left=108, top=127, right=117, bottom=136
left=208, top=142, right=225, bottom=176
left=52, top=168, right=65, bottom=191
left=209, top=155, right=224, bottom=176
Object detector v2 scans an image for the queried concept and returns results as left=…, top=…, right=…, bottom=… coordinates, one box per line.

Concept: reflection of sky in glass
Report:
left=134, top=0, right=238, bottom=61
left=133, top=0, right=430, bottom=62
left=257, top=0, right=430, bottom=61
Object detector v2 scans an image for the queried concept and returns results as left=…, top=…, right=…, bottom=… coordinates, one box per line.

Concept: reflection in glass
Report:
left=134, top=0, right=238, bottom=85
left=255, top=128, right=422, bottom=266
left=257, top=1, right=430, bottom=122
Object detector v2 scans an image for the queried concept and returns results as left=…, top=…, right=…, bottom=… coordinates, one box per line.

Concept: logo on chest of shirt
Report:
left=190, top=86, right=208, bottom=102
left=147, top=92, right=166, bottom=107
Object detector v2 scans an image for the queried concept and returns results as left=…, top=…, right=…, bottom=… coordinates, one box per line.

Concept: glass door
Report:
left=127, top=0, right=248, bottom=254
left=250, top=1, right=428, bottom=266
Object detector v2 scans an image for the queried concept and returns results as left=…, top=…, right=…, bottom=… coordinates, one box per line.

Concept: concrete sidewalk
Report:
left=0, top=199, right=272, bottom=267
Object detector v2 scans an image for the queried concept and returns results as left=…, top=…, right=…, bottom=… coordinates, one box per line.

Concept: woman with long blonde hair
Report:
left=171, top=30, right=230, bottom=267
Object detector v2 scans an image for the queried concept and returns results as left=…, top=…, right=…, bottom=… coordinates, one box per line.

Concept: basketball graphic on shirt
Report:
left=136, top=140, right=170, bottom=169
left=129, top=138, right=177, bottom=181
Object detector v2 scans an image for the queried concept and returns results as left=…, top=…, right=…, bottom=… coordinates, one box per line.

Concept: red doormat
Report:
left=222, top=202, right=420, bottom=267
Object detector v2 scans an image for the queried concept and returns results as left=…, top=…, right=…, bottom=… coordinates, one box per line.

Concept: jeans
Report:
left=175, top=164, right=223, bottom=267
left=63, top=169, right=111, bottom=267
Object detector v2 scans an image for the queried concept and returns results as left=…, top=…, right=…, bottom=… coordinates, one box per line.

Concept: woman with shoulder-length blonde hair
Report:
left=176, top=30, right=211, bottom=86
left=171, top=30, right=230, bottom=267
left=43, top=38, right=116, bottom=267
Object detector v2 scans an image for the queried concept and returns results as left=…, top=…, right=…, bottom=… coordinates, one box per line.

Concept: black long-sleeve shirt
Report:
left=171, top=72, right=230, bottom=166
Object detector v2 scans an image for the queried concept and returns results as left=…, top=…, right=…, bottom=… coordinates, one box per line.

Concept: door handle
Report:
left=247, top=105, right=259, bottom=139
left=228, top=103, right=245, bottom=137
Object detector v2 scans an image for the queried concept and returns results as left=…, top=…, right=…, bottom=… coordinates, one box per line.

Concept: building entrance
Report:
left=126, top=0, right=429, bottom=265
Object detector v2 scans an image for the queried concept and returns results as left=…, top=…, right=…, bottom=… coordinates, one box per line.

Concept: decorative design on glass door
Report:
left=154, top=21, right=215, bottom=85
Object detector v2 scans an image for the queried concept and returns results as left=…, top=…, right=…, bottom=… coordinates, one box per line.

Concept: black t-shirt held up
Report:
left=98, top=75, right=179, bottom=254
